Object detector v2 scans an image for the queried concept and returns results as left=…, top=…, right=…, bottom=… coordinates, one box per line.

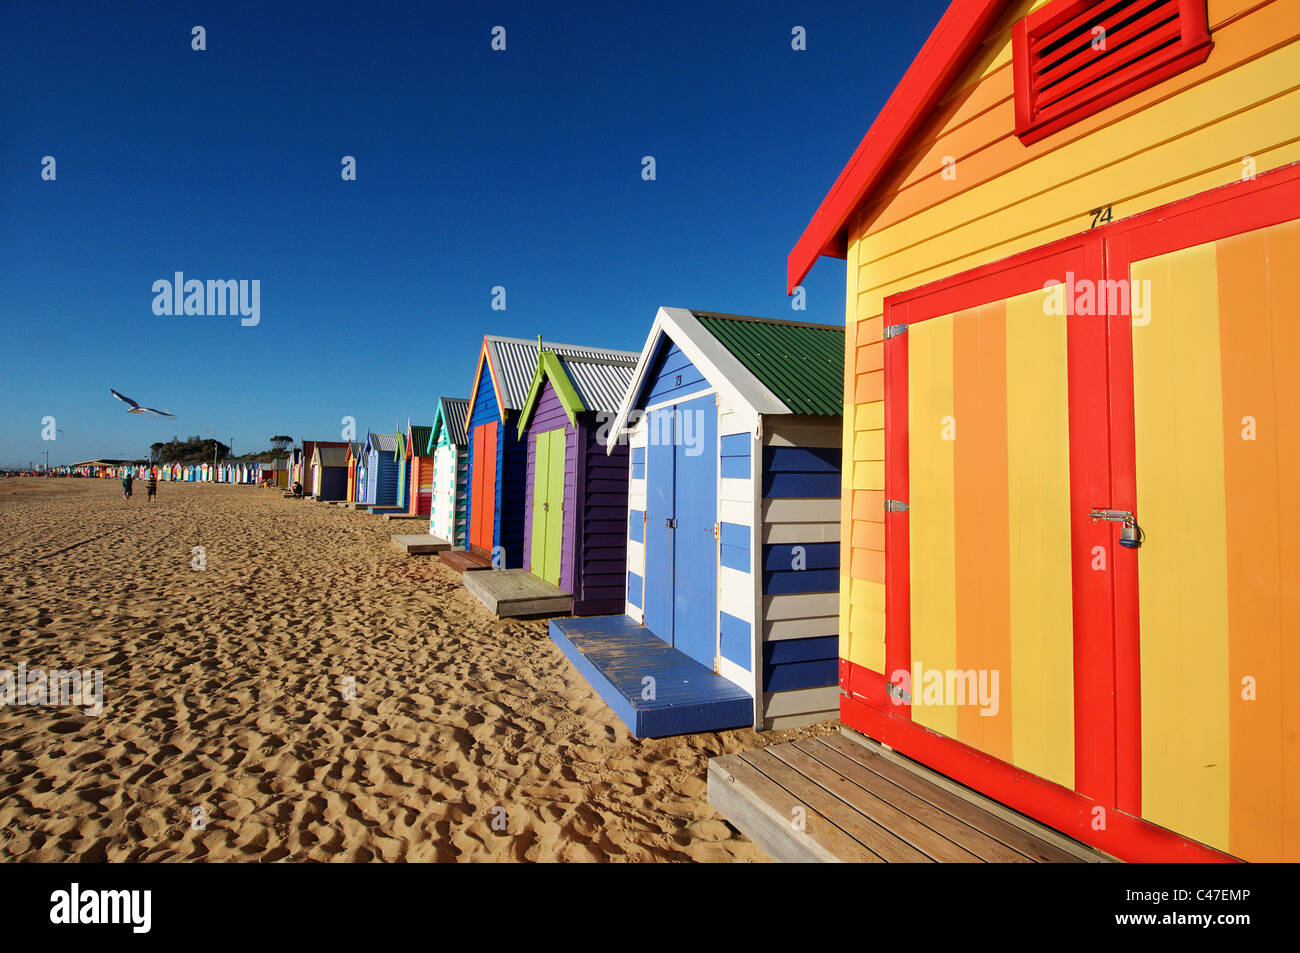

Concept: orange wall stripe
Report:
left=951, top=302, right=1014, bottom=762
left=1270, top=221, right=1300, bottom=863
left=1216, top=225, right=1287, bottom=860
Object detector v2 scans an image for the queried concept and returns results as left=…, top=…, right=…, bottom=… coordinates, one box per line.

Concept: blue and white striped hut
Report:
left=550, top=308, right=845, bottom=737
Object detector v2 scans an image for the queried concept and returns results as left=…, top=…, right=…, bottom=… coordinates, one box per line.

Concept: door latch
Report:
left=665, top=517, right=676, bottom=529
left=1089, top=508, right=1144, bottom=549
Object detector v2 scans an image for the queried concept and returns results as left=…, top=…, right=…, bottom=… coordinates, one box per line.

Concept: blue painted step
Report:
left=549, top=615, right=753, bottom=738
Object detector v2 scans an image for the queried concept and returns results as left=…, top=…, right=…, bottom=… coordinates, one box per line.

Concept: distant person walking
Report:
left=122, top=472, right=133, bottom=501
left=146, top=469, right=158, bottom=502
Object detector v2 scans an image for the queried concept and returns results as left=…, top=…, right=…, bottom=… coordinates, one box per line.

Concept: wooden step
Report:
left=707, top=730, right=1115, bottom=863
left=463, top=568, right=573, bottom=618
left=391, top=533, right=450, bottom=555
left=438, top=549, right=493, bottom=573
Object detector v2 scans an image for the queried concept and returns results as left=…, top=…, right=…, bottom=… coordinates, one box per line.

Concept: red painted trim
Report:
left=840, top=685, right=1239, bottom=862
left=1065, top=236, right=1117, bottom=804
left=883, top=304, right=910, bottom=714
left=1013, top=0, right=1213, bottom=146
left=787, top=0, right=1012, bottom=293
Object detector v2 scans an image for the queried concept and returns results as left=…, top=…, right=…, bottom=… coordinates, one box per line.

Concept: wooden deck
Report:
left=390, top=533, right=451, bottom=555
left=550, top=615, right=753, bottom=737
left=438, top=549, right=493, bottom=573
left=708, top=730, right=1114, bottom=863
left=382, top=512, right=425, bottom=521
left=464, top=568, right=573, bottom=617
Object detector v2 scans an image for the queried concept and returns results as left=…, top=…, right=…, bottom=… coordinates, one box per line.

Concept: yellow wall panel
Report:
left=1004, top=289, right=1075, bottom=790
left=853, top=460, right=885, bottom=491
left=1132, top=244, right=1231, bottom=852
left=855, top=400, right=884, bottom=432
left=907, top=315, right=958, bottom=737
left=854, top=429, right=885, bottom=461
left=858, top=45, right=1300, bottom=273
left=854, top=136, right=1300, bottom=322
left=870, top=0, right=1294, bottom=228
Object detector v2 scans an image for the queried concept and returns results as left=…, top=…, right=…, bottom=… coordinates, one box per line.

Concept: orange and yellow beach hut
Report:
left=791, top=0, right=1299, bottom=862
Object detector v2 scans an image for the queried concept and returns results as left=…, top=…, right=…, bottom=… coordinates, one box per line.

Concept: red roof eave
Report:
left=787, top=0, right=1012, bottom=294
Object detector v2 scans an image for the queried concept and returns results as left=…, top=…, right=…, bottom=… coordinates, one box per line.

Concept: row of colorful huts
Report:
left=298, top=0, right=1297, bottom=865
left=71, top=460, right=285, bottom=483
left=295, top=311, right=847, bottom=746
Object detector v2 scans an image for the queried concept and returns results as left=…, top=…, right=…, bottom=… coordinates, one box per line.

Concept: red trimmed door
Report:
left=1104, top=167, right=1300, bottom=861
left=844, top=162, right=1300, bottom=862
left=879, top=232, right=1115, bottom=801
left=470, top=422, right=497, bottom=554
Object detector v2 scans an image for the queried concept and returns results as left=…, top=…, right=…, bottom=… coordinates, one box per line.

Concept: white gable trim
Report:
left=606, top=307, right=790, bottom=454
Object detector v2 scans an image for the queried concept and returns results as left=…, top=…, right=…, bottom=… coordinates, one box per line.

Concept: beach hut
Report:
left=297, top=441, right=346, bottom=495
left=511, top=350, right=637, bottom=614
left=360, top=432, right=400, bottom=508
left=787, top=0, right=1300, bottom=862
left=406, top=422, right=434, bottom=516
left=310, top=444, right=349, bottom=501
left=549, top=309, right=844, bottom=737
left=394, top=425, right=409, bottom=510
left=429, top=397, right=469, bottom=546
left=452, top=336, right=640, bottom=572
left=345, top=441, right=363, bottom=502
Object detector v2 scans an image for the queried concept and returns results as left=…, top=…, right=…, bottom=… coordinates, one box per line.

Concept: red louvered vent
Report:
left=1012, top=0, right=1212, bottom=145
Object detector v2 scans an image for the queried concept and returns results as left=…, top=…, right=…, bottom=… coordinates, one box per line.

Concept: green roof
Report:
left=694, top=312, right=844, bottom=416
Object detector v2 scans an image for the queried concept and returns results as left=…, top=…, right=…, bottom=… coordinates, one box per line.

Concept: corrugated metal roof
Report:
left=316, top=445, right=350, bottom=467
left=485, top=336, right=640, bottom=411
left=408, top=425, right=432, bottom=456
left=438, top=397, right=469, bottom=445
left=693, top=311, right=844, bottom=416
left=558, top=354, right=638, bottom=414
left=367, top=432, right=398, bottom=453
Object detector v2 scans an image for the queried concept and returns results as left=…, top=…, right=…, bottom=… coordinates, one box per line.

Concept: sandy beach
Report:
left=0, top=478, right=834, bottom=862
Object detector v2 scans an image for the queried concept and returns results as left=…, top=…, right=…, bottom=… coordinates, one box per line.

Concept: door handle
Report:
left=665, top=517, right=676, bottom=529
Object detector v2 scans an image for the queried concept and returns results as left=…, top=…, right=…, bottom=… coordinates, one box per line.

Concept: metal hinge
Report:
left=885, top=681, right=912, bottom=703
left=883, top=324, right=908, bottom=339
left=885, top=499, right=909, bottom=513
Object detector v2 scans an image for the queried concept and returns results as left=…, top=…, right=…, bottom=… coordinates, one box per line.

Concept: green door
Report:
left=531, top=428, right=566, bottom=585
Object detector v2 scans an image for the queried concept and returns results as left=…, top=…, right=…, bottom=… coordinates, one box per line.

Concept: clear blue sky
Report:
left=0, top=0, right=946, bottom=467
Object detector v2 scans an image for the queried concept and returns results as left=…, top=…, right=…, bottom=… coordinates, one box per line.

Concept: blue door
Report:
left=644, top=408, right=675, bottom=643
left=642, top=395, right=717, bottom=669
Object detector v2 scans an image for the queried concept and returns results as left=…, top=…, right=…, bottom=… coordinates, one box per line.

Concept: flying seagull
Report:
left=110, top=388, right=175, bottom=417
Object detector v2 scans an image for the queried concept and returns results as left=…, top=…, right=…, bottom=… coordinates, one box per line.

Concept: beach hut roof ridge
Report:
left=787, top=0, right=1012, bottom=292
left=431, top=397, right=470, bottom=447
left=470, top=335, right=641, bottom=422
left=516, top=350, right=638, bottom=436
left=605, top=307, right=845, bottom=453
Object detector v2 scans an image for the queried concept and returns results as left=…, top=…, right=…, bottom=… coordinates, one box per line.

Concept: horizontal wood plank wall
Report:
left=718, top=402, right=755, bottom=692
left=763, top=416, right=841, bottom=729
left=455, top=444, right=468, bottom=547
left=577, top=416, right=630, bottom=616
left=844, top=0, right=1300, bottom=681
